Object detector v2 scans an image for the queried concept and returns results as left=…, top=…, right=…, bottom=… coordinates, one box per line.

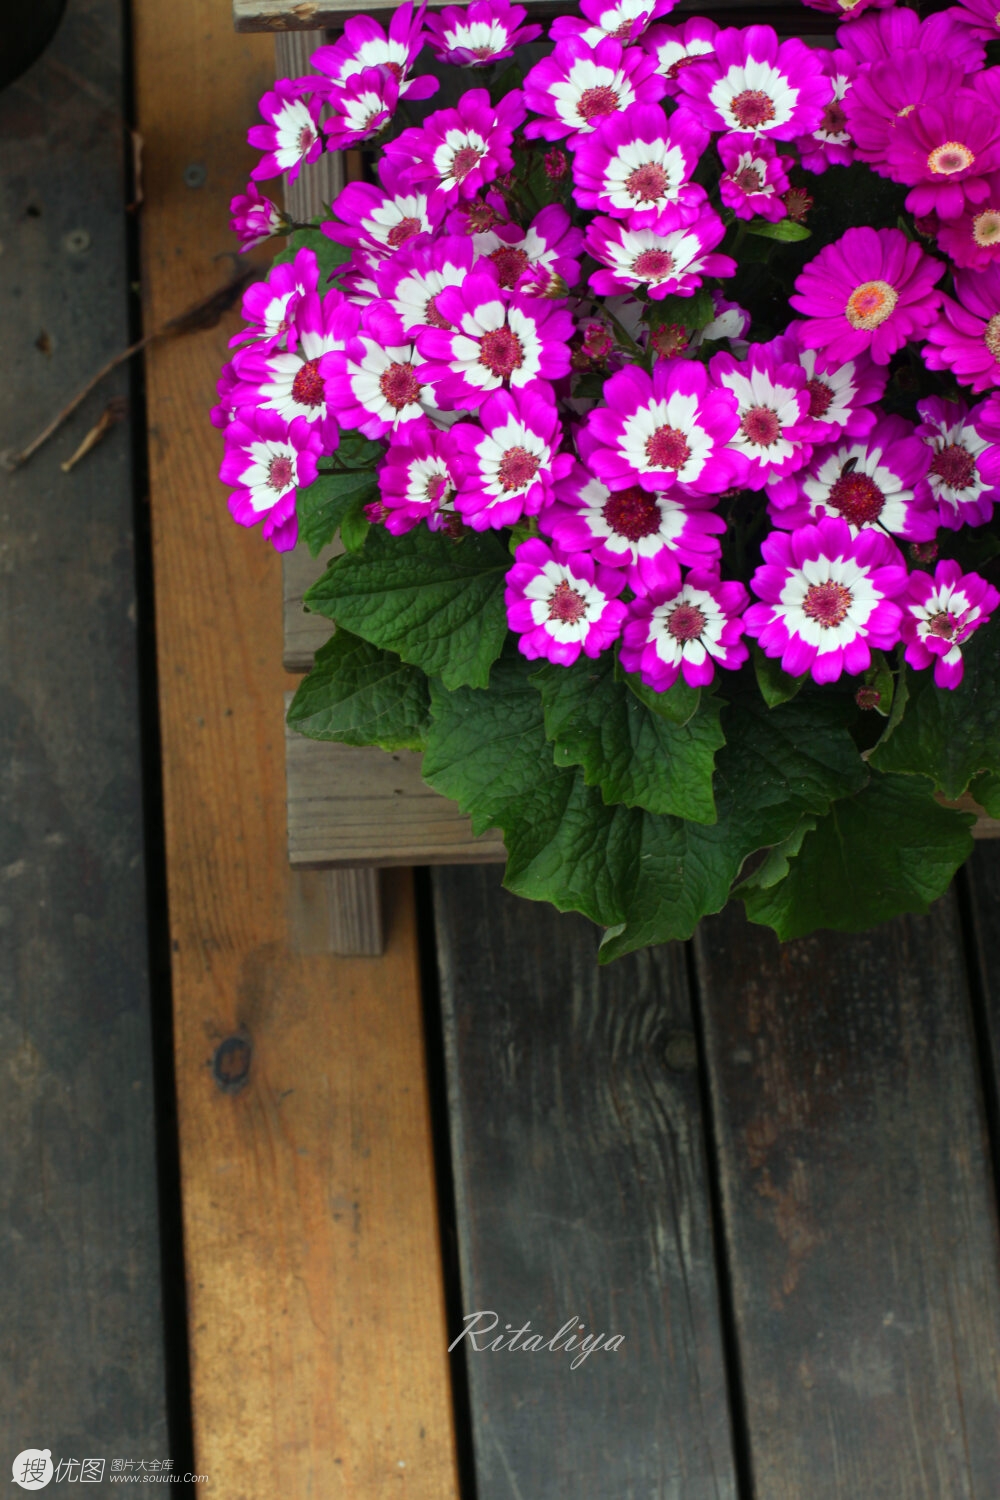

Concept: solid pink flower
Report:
left=620, top=570, right=749, bottom=689
left=219, top=408, right=324, bottom=553
left=885, top=91, right=1000, bottom=220
left=951, top=0, right=1000, bottom=41
left=901, top=560, right=1000, bottom=688
left=837, top=7, right=984, bottom=76
left=789, top=226, right=944, bottom=365
left=936, top=176, right=1000, bottom=270
left=842, top=53, right=965, bottom=177
left=248, top=81, right=324, bottom=183
left=922, top=263, right=1000, bottom=392
left=676, top=26, right=832, bottom=142
left=916, top=395, right=1000, bottom=529
left=505, top=538, right=628, bottom=666
left=717, top=132, right=790, bottom=222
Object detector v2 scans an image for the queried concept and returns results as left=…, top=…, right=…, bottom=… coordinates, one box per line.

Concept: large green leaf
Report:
left=531, top=653, right=724, bottom=824
left=739, top=772, right=975, bottom=939
left=271, top=223, right=352, bottom=286
left=869, top=634, right=1000, bottom=798
left=304, top=526, right=510, bottom=691
left=297, top=470, right=378, bottom=558
left=286, top=629, right=431, bottom=751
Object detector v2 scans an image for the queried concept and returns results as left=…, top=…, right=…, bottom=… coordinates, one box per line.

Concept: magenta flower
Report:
left=676, top=26, right=832, bottom=141
left=450, top=384, right=573, bottom=529
left=380, top=424, right=459, bottom=535
left=951, top=0, right=1000, bottom=41
left=230, top=247, right=320, bottom=354
left=210, top=361, right=240, bottom=431
left=522, top=36, right=667, bottom=144
left=445, top=190, right=511, bottom=237
left=837, top=7, right=984, bottom=74
left=220, top=409, right=323, bottom=553
left=425, top=0, right=541, bottom=65
left=789, top=226, right=944, bottom=365
left=505, top=539, right=628, bottom=666
left=717, top=133, right=790, bottom=222
left=922, top=263, right=1000, bottom=393
left=710, top=343, right=813, bottom=490
left=383, top=90, right=524, bottom=204
left=620, top=570, right=749, bottom=690
left=233, top=289, right=349, bottom=448
left=585, top=209, right=734, bottom=299
left=642, top=19, right=718, bottom=95
left=320, top=307, right=436, bottom=438
left=745, top=517, right=908, bottom=684
left=416, top=267, right=574, bottom=409
left=309, top=4, right=439, bottom=101
left=767, top=415, right=936, bottom=543
left=229, top=181, right=287, bottom=252
left=901, top=561, right=1000, bottom=688
left=322, top=68, right=401, bottom=152
left=572, top=103, right=709, bottom=232
left=915, top=396, right=1000, bottom=529
left=248, top=81, right=324, bottom=183
left=936, top=177, right=1000, bottom=270
left=473, top=205, right=584, bottom=295
left=798, top=0, right=892, bottom=20
left=541, top=454, right=726, bottom=592
left=585, top=359, right=745, bottom=496
left=323, top=162, right=446, bottom=257
left=842, top=53, right=964, bottom=176
left=551, top=0, right=677, bottom=47
left=783, top=323, right=885, bottom=442
left=370, top=235, right=477, bottom=343
left=792, top=50, right=856, bottom=174
left=885, top=91, right=1000, bottom=221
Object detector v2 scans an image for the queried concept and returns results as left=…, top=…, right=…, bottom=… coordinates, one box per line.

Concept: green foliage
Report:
left=297, top=470, right=378, bottom=558
left=746, top=218, right=811, bottom=242
left=752, top=645, right=805, bottom=708
left=303, top=525, right=510, bottom=690
left=271, top=222, right=352, bottom=287
left=287, top=630, right=431, bottom=751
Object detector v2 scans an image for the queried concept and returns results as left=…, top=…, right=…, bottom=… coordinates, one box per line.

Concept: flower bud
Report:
left=651, top=323, right=689, bottom=360
left=543, top=148, right=569, bottom=181
left=908, top=540, right=939, bottom=564
left=855, top=686, right=881, bottom=710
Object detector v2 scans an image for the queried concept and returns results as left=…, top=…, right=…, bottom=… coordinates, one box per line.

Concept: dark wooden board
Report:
left=433, top=864, right=737, bottom=1500
left=964, top=842, right=1000, bottom=1117
left=693, top=897, right=1000, bottom=1499
left=0, top=0, right=169, bottom=1466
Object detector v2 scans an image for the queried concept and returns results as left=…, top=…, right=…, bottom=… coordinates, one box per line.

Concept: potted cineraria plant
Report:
left=215, top=0, right=1000, bottom=960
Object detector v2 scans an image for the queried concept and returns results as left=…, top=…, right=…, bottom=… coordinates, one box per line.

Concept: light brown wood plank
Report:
left=284, top=540, right=338, bottom=673
left=132, top=2, right=460, bottom=1493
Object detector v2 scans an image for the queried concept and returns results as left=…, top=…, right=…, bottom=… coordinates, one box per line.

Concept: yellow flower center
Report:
left=845, top=279, right=898, bottom=330
left=927, top=141, right=975, bottom=176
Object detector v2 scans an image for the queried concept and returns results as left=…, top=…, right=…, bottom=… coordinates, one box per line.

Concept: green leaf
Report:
left=863, top=648, right=895, bottom=718
left=734, top=818, right=817, bottom=896
left=336, top=433, right=384, bottom=470
left=339, top=505, right=370, bottom=554
left=625, top=669, right=701, bottom=726
left=647, top=288, right=715, bottom=332
left=969, top=770, right=1000, bottom=817
left=297, top=470, right=379, bottom=558
left=271, top=223, right=352, bottom=286
left=740, top=772, right=975, bottom=939
left=747, top=218, right=812, bottom=242
left=304, top=525, right=510, bottom=691
left=752, top=645, right=806, bottom=707
left=531, top=653, right=725, bottom=824
left=869, top=633, right=1000, bottom=798
left=286, top=630, right=431, bottom=751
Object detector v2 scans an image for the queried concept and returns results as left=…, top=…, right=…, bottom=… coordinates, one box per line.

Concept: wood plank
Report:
left=131, top=1, right=460, bottom=1492
left=433, top=864, right=738, bottom=1500
left=283, top=539, right=338, bottom=674
left=693, top=897, right=1000, bottom=1499
left=0, top=0, right=169, bottom=1462
left=962, top=841, right=1000, bottom=1111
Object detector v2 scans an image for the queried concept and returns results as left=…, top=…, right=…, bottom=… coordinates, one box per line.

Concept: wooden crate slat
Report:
left=961, top=842, right=1000, bottom=1129
left=693, top=897, right=1000, bottom=1498
left=284, top=539, right=338, bottom=673
left=433, top=865, right=739, bottom=1500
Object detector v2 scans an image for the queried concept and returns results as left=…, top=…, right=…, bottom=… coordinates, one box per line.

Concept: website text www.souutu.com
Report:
left=109, top=1476, right=209, bottom=1484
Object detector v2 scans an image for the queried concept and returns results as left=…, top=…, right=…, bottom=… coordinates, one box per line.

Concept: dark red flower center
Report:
left=667, top=53, right=701, bottom=80
left=803, top=580, right=852, bottom=628
left=730, top=89, right=776, bottom=129
left=632, top=248, right=675, bottom=280
left=626, top=162, right=669, bottom=203
left=451, top=144, right=485, bottom=182
left=490, top=245, right=531, bottom=289
left=734, top=164, right=763, bottom=193
left=602, top=485, right=661, bottom=541
left=646, top=424, right=690, bottom=471
left=379, top=361, right=421, bottom=410
left=291, top=358, right=325, bottom=408
left=821, top=100, right=847, bottom=135
left=548, top=580, right=587, bottom=624
left=498, top=445, right=540, bottom=492
left=387, top=216, right=423, bottom=248
left=928, top=610, right=958, bottom=639
left=479, top=326, right=524, bottom=378
left=466, top=201, right=506, bottom=232
left=423, top=293, right=452, bottom=329
left=931, top=442, right=976, bottom=490
left=828, top=469, right=885, bottom=526
left=805, top=377, right=835, bottom=419
left=740, top=405, right=781, bottom=447
left=667, top=602, right=705, bottom=641
left=267, top=454, right=294, bottom=491
left=297, top=123, right=316, bottom=154
left=577, top=85, right=621, bottom=123
left=383, top=60, right=404, bottom=79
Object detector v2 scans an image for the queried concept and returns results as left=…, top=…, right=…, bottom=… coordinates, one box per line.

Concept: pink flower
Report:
left=717, top=133, right=790, bottom=222
left=551, top=0, right=677, bottom=47
left=542, top=447, right=725, bottom=592
left=710, top=343, right=813, bottom=490
left=676, top=26, right=832, bottom=141
left=584, top=209, right=734, bottom=299
left=472, top=205, right=585, bottom=295
left=641, top=18, right=718, bottom=96
left=309, top=4, right=439, bottom=101
left=416, top=267, right=574, bottom=409
left=230, top=246, right=320, bottom=353
left=450, top=384, right=573, bottom=529
left=885, top=91, right=1000, bottom=220
left=248, top=81, right=324, bottom=183
left=767, top=415, right=936, bottom=542
left=915, top=396, right=1000, bottom=529
left=798, top=0, right=892, bottom=20
left=322, top=68, right=401, bottom=152
left=783, top=322, right=886, bottom=442
left=370, top=234, right=478, bottom=343
left=229, top=181, right=287, bottom=251
left=522, top=36, right=667, bottom=144
left=901, top=560, right=1000, bottom=688
left=620, top=570, right=749, bottom=689
left=792, top=50, right=856, bottom=174
left=789, top=226, right=944, bottom=365
left=320, top=306, right=437, bottom=438
left=210, top=361, right=240, bottom=430
left=935, top=0, right=999, bottom=44
left=219, top=409, right=323, bottom=553
left=380, top=424, right=459, bottom=534
left=382, top=90, right=524, bottom=204
left=323, top=162, right=446, bottom=257
left=745, top=517, right=908, bottom=684
left=232, top=288, right=350, bottom=448
left=837, top=7, right=984, bottom=75
left=425, top=0, right=542, bottom=65
left=936, top=177, right=1000, bottom=269
left=571, top=103, right=710, bottom=233
left=585, top=359, right=745, bottom=495
left=922, top=263, right=1000, bottom=392
left=843, top=53, right=965, bottom=177
left=505, top=539, right=628, bottom=666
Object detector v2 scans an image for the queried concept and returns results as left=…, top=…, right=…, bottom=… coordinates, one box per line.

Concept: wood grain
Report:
left=283, top=539, right=338, bottom=674
left=693, top=897, right=1000, bottom=1499
left=962, top=842, right=1000, bottom=1109
left=131, top=1, right=459, bottom=1492
left=434, top=865, right=738, bottom=1500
